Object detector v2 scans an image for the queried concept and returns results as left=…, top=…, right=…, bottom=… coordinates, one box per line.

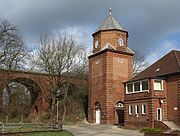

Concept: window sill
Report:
left=126, top=90, right=149, bottom=94
left=154, top=90, right=163, bottom=91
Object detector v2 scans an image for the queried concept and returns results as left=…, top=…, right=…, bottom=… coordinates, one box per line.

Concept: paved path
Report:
left=64, top=124, right=144, bottom=136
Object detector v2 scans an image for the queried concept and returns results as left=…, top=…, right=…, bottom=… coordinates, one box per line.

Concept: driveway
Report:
left=64, top=124, right=144, bottom=136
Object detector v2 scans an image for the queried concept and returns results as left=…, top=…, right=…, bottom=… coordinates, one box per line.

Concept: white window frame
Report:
left=126, top=79, right=149, bottom=94
left=129, top=105, right=133, bottom=115
left=134, top=81, right=141, bottom=92
left=126, top=83, right=133, bottom=93
left=141, top=80, right=149, bottom=91
left=135, top=105, right=139, bottom=115
left=154, top=79, right=163, bottom=91
left=142, top=104, right=146, bottom=115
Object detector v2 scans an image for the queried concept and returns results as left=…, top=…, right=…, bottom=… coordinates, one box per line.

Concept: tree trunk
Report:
left=50, top=96, right=56, bottom=124
left=62, top=89, right=68, bottom=122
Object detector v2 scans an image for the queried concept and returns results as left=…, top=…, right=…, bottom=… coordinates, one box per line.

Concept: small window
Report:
left=134, top=82, right=140, bottom=92
left=116, top=102, right=124, bottom=107
left=142, top=104, right=146, bottom=114
left=154, top=80, right=163, bottom=90
left=135, top=105, right=139, bottom=114
left=127, top=83, right=133, bottom=93
left=142, top=80, right=149, bottom=90
left=129, top=105, right=133, bottom=115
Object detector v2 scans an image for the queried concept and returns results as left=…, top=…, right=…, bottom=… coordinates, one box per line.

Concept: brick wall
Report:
left=178, top=74, right=180, bottom=121
left=124, top=78, right=168, bottom=129
left=124, top=99, right=151, bottom=129
left=88, top=49, right=133, bottom=124
left=166, top=75, right=179, bottom=121
left=93, top=30, right=128, bottom=53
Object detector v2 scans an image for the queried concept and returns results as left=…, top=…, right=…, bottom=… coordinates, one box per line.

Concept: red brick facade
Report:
left=88, top=12, right=180, bottom=128
left=124, top=74, right=180, bottom=129
left=88, top=19, right=133, bottom=124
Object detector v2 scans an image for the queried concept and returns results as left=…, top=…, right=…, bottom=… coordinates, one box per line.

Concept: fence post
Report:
left=1, top=122, right=4, bottom=134
left=21, top=115, right=24, bottom=123
left=6, top=115, right=8, bottom=123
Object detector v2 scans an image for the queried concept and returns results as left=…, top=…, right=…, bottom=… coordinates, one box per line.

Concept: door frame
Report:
left=157, top=108, right=162, bottom=121
left=116, top=109, right=124, bottom=125
left=95, top=109, right=101, bottom=124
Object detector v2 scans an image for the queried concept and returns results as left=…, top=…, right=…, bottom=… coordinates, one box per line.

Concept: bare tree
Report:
left=133, top=49, right=148, bottom=76
left=31, top=33, right=87, bottom=122
left=0, top=19, right=25, bottom=70
left=3, top=82, right=31, bottom=118
left=0, top=19, right=27, bottom=116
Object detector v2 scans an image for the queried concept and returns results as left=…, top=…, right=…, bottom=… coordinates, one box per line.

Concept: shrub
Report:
left=140, top=127, right=162, bottom=134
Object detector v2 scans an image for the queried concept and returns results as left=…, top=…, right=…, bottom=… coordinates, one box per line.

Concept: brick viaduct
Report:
left=0, top=69, right=86, bottom=117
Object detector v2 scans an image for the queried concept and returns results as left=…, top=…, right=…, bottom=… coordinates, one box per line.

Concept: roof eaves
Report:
left=173, top=50, right=180, bottom=71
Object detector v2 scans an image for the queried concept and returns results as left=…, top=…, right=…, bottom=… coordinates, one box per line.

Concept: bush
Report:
left=140, top=127, right=162, bottom=134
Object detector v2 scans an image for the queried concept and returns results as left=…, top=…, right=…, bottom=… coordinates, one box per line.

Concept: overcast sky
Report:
left=0, top=0, right=180, bottom=64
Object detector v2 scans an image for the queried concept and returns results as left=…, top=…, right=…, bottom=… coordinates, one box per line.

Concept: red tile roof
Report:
left=127, top=50, right=180, bottom=82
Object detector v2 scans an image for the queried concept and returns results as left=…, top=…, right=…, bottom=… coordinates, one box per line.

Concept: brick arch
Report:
left=0, top=70, right=49, bottom=115
left=9, top=77, right=42, bottom=105
left=115, top=101, right=124, bottom=108
left=95, top=102, right=101, bottom=110
left=1, top=76, right=43, bottom=116
left=0, top=69, right=87, bottom=116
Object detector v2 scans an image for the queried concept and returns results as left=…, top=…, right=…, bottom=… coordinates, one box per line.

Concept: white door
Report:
left=95, top=109, right=101, bottom=124
left=157, top=108, right=162, bottom=121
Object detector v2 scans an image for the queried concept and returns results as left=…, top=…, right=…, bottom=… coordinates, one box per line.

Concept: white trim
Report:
left=157, top=108, right=162, bottom=121
left=102, top=43, right=116, bottom=50
left=126, top=79, right=149, bottom=94
left=126, top=83, right=133, bottom=93
left=129, top=105, right=133, bottom=115
left=154, top=79, right=163, bottom=91
left=142, top=80, right=149, bottom=91
left=135, top=105, right=139, bottom=115
left=142, top=104, right=146, bottom=115
left=95, top=109, right=101, bottom=124
left=134, top=81, right=141, bottom=92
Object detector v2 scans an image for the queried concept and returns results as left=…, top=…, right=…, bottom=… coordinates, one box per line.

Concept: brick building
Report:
left=88, top=10, right=134, bottom=124
left=124, top=50, right=180, bottom=128
left=88, top=10, right=180, bottom=128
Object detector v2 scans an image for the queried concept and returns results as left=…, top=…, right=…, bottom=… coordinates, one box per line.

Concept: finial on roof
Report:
left=109, top=8, right=112, bottom=15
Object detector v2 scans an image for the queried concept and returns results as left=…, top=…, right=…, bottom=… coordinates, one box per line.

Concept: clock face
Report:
left=95, top=40, right=99, bottom=48
left=118, top=38, right=124, bottom=46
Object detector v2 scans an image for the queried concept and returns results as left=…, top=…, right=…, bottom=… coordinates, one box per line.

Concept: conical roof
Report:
left=94, top=9, right=124, bottom=33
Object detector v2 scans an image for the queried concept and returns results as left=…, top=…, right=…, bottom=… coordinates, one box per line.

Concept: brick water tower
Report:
left=88, top=9, right=134, bottom=125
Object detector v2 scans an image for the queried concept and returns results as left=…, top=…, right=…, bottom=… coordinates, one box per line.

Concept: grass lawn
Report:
left=19, top=130, right=74, bottom=136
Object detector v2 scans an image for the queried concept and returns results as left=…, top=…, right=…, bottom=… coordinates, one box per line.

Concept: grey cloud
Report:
left=0, top=0, right=180, bottom=53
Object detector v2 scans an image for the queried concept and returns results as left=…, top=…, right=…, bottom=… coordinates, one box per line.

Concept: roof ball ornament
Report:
left=109, top=8, right=112, bottom=15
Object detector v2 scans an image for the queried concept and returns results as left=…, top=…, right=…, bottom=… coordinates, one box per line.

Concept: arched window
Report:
left=95, top=102, right=101, bottom=109
left=116, top=101, right=124, bottom=108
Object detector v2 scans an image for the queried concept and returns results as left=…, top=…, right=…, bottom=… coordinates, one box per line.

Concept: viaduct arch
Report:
left=0, top=69, right=86, bottom=117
